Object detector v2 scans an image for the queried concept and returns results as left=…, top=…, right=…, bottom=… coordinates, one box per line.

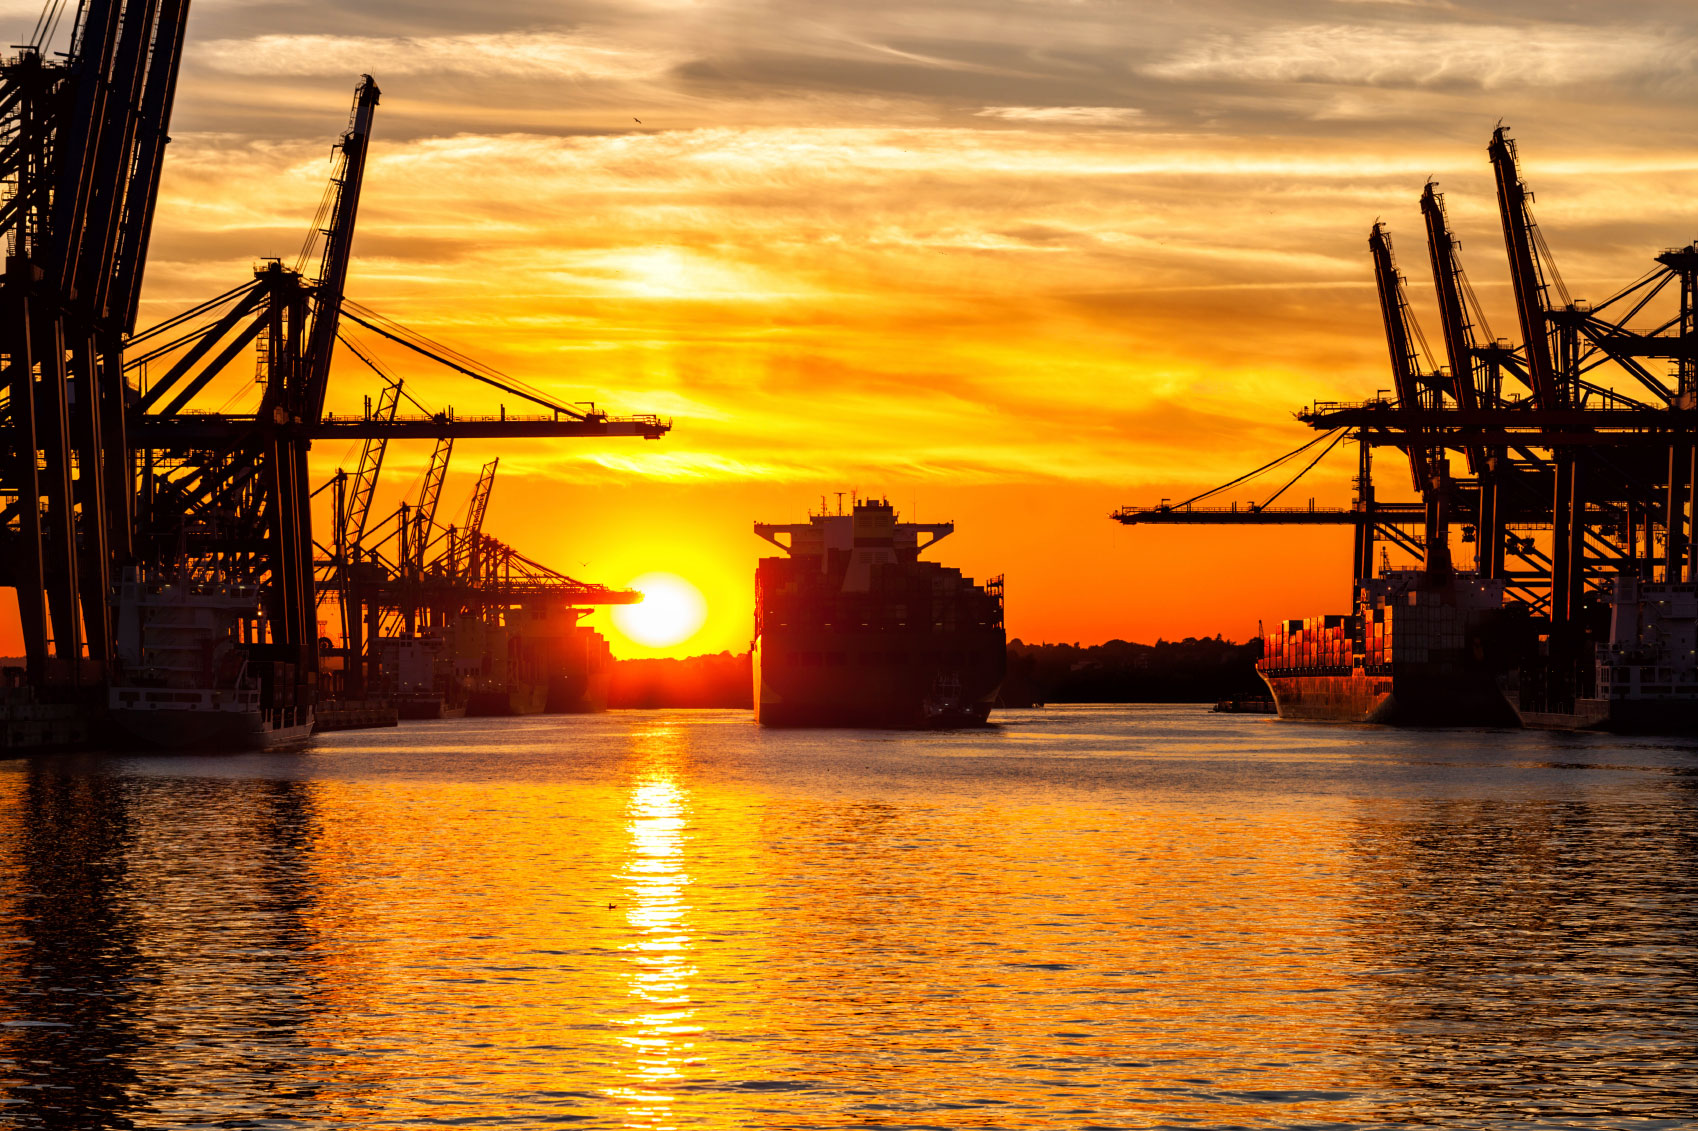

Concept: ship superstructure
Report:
left=1507, top=574, right=1698, bottom=731
left=753, top=499, right=1005, bottom=727
left=108, top=569, right=314, bottom=749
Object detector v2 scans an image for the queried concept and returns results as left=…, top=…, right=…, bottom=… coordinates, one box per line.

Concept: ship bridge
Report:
left=755, top=499, right=954, bottom=591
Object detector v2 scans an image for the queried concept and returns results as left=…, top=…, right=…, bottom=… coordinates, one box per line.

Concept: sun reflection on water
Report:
left=611, top=727, right=699, bottom=1126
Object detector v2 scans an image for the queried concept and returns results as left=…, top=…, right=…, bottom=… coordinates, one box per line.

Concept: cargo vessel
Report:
left=374, top=635, right=466, bottom=719
left=1258, top=570, right=1518, bottom=726
left=107, top=571, right=314, bottom=749
left=458, top=607, right=614, bottom=717
left=752, top=498, right=1005, bottom=727
left=1504, top=574, right=1698, bottom=732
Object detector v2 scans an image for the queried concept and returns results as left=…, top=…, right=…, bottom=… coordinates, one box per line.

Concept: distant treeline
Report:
left=1002, top=637, right=1263, bottom=705
left=605, top=636, right=1264, bottom=709
left=0, top=643, right=1263, bottom=710
left=610, top=652, right=753, bottom=709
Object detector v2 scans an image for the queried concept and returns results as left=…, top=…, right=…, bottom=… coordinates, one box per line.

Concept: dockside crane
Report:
left=1419, top=184, right=1488, bottom=416
left=1369, top=221, right=1458, bottom=580
left=113, top=73, right=381, bottom=712
left=340, top=374, right=404, bottom=553
left=397, top=435, right=454, bottom=634
left=1421, top=183, right=1504, bottom=579
left=1368, top=223, right=1440, bottom=488
left=127, top=73, right=669, bottom=713
left=1, top=0, right=190, bottom=689
left=458, top=458, right=499, bottom=581
left=1491, top=128, right=1603, bottom=624
left=301, top=76, right=378, bottom=422
left=1489, top=128, right=1564, bottom=411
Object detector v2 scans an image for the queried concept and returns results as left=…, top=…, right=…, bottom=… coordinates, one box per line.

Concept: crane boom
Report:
left=461, top=458, right=498, bottom=579
left=301, top=75, right=380, bottom=422
left=1489, top=127, right=1562, bottom=407
left=113, top=0, right=191, bottom=332
left=1422, top=181, right=1504, bottom=578
left=1419, top=183, right=1481, bottom=413
left=341, top=375, right=402, bottom=551
left=1368, top=222, right=1430, bottom=492
left=411, top=436, right=453, bottom=575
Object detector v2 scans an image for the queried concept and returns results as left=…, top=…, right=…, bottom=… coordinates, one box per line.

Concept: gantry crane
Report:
left=458, top=458, right=499, bottom=580
left=1118, top=128, right=1698, bottom=639
left=125, top=74, right=671, bottom=710
left=408, top=437, right=453, bottom=580
left=0, top=0, right=191, bottom=690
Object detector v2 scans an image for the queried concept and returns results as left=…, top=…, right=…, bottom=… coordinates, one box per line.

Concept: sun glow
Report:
left=611, top=573, right=709, bottom=650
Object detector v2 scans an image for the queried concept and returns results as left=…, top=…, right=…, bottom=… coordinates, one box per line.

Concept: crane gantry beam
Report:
left=133, top=413, right=671, bottom=442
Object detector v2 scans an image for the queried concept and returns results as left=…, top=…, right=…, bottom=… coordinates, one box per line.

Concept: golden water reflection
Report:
left=612, top=724, right=701, bottom=1125
left=0, top=711, right=1691, bottom=1127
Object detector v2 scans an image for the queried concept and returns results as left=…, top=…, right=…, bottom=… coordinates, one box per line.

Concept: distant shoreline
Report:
left=4, top=637, right=1266, bottom=710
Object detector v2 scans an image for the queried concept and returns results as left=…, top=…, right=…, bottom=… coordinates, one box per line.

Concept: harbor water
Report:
left=1, top=705, right=1694, bottom=1128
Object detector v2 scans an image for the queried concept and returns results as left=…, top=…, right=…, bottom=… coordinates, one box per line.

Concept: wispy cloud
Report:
left=195, top=31, right=685, bottom=81
left=976, top=106, right=1142, bottom=124
left=1146, top=23, right=1695, bottom=90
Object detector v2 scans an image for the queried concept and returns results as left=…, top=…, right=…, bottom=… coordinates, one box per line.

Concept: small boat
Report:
left=1212, top=695, right=1276, bottom=714
left=922, top=675, right=992, bottom=729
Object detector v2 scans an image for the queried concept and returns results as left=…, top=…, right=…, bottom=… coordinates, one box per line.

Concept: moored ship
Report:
left=107, top=570, right=314, bottom=749
left=374, top=634, right=466, bottom=719
left=1258, top=570, right=1518, bottom=726
left=753, top=498, right=1005, bottom=727
left=1506, top=574, right=1698, bottom=732
left=459, top=607, right=614, bottom=717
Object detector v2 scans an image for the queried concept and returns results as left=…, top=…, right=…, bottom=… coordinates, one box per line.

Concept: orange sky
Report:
left=8, top=0, right=1698, bottom=657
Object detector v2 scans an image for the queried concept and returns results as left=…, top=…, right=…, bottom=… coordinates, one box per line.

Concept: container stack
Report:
left=1258, top=614, right=1362, bottom=676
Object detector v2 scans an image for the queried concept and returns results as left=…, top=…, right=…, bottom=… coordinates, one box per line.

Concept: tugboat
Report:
left=107, top=569, right=314, bottom=750
left=752, top=497, right=1005, bottom=727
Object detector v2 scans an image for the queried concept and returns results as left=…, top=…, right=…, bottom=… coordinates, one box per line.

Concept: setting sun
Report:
left=611, top=573, right=709, bottom=651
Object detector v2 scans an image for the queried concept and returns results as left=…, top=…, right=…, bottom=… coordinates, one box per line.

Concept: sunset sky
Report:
left=14, top=0, right=1698, bottom=656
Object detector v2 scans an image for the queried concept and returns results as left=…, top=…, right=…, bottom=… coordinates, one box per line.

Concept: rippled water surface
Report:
left=2, top=706, right=1696, bottom=1128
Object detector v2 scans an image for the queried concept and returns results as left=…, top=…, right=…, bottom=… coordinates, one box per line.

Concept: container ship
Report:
left=1257, top=570, right=1518, bottom=726
left=1504, top=574, right=1698, bottom=732
left=752, top=498, right=1005, bottom=727
left=374, top=634, right=466, bottom=719
left=458, top=608, right=614, bottom=717
left=107, top=569, right=314, bottom=749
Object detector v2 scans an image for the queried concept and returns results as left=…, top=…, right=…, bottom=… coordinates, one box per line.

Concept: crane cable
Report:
left=30, top=0, right=66, bottom=49
left=1166, top=427, right=1344, bottom=511
left=1255, top=427, right=1349, bottom=511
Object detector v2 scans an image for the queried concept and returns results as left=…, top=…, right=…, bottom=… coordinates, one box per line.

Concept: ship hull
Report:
left=466, top=684, right=548, bottom=717
left=108, top=705, right=315, bottom=750
left=1260, top=670, right=1516, bottom=727
left=395, top=695, right=466, bottom=720
left=754, top=635, right=1001, bottom=729
left=544, top=671, right=610, bottom=714
left=1514, top=697, right=1698, bottom=733
left=756, top=697, right=996, bottom=729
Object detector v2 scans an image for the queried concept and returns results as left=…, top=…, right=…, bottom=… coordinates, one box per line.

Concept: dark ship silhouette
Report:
left=753, top=498, right=1005, bottom=727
